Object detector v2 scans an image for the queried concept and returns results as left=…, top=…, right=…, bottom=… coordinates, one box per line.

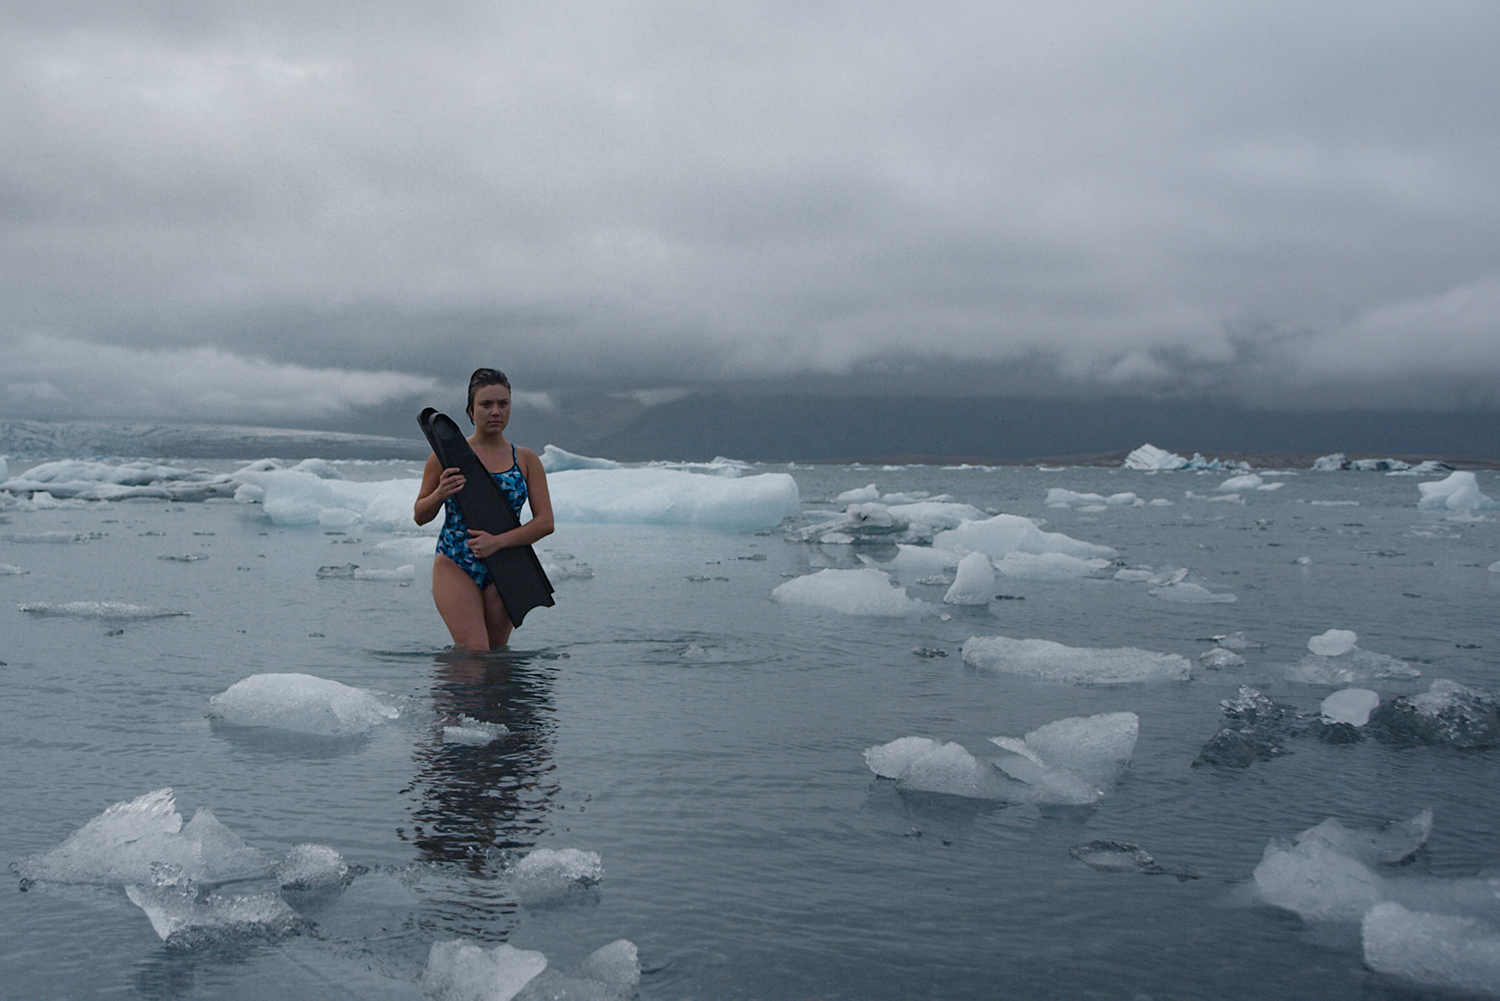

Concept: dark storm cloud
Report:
left=2, top=1, right=1498, bottom=421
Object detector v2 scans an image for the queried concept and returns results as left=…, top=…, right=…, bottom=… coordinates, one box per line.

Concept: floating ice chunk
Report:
left=1200, top=648, right=1245, bottom=669
left=787, top=503, right=931, bottom=545
left=1321, top=689, right=1380, bottom=727
left=0, top=455, right=6, bottom=482
left=443, top=715, right=510, bottom=745
left=944, top=552, right=995, bottom=605
left=1418, top=471, right=1499, bottom=512
left=289, top=458, right=343, bottom=479
left=772, top=569, right=922, bottom=617
left=1148, top=498, right=1174, bottom=507
left=14, top=789, right=272, bottom=885
left=1308, top=629, right=1358, bottom=657
left=1045, top=488, right=1141, bottom=508
left=1149, top=582, right=1237, bottom=603
left=962, top=636, right=1191, bottom=684
left=995, top=552, right=1110, bottom=580
left=209, top=673, right=399, bottom=736
left=1257, top=481, right=1286, bottom=491
left=1388, top=460, right=1452, bottom=476
left=1218, top=474, right=1263, bottom=492
left=421, top=940, right=548, bottom=1001
left=892, top=741, right=1016, bottom=800
left=507, top=848, right=603, bottom=904
left=1124, top=444, right=1189, bottom=471
left=934, top=514, right=1116, bottom=560
left=1287, top=645, right=1419, bottom=685
left=992, top=711, right=1138, bottom=800
left=1184, top=490, right=1245, bottom=504
left=316, top=563, right=359, bottom=578
left=1491, top=560, right=1500, bottom=573
left=1350, top=458, right=1411, bottom=472
left=886, top=500, right=988, bottom=529
left=579, top=939, right=641, bottom=990
left=0, top=563, right=27, bottom=574
left=837, top=483, right=881, bottom=503
left=275, top=844, right=349, bottom=890
left=539, top=444, right=618, bottom=472
left=234, top=468, right=426, bottom=530
left=1363, top=902, right=1500, bottom=997
left=862, top=736, right=943, bottom=779
left=1296, top=811, right=1432, bottom=867
left=882, top=544, right=961, bottom=575
left=18, top=601, right=188, bottom=618
left=550, top=468, right=798, bottom=528
left=1312, top=453, right=1348, bottom=471
left=1069, top=841, right=1199, bottom=880
left=126, top=872, right=300, bottom=945
left=1254, top=836, right=1383, bottom=921
left=1368, top=679, right=1500, bottom=748
left=352, top=564, right=415, bottom=581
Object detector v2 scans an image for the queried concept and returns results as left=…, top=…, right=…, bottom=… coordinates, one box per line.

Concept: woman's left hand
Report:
left=466, top=529, right=505, bottom=559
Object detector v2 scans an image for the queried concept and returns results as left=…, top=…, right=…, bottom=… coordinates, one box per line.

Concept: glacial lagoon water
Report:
left=3, top=446, right=1499, bottom=999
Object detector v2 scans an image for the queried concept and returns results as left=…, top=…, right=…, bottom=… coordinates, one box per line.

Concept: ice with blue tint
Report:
left=0, top=459, right=237, bottom=501
left=234, top=465, right=424, bottom=530
left=208, top=673, right=400, bottom=735
left=1124, top=444, right=1189, bottom=470
left=539, top=444, right=619, bottom=472
left=995, top=551, right=1111, bottom=580
left=422, top=939, right=548, bottom=1001
left=549, top=468, right=799, bottom=528
left=1363, top=903, right=1500, bottom=997
left=1417, top=471, right=1498, bottom=511
left=1046, top=488, right=1141, bottom=508
left=962, top=636, right=1191, bottom=684
left=934, top=513, right=1116, bottom=559
left=506, top=848, right=603, bottom=904
left=773, top=568, right=922, bottom=616
left=125, top=869, right=300, bottom=944
left=943, top=551, right=994, bottom=605
left=275, top=844, right=349, bottom=890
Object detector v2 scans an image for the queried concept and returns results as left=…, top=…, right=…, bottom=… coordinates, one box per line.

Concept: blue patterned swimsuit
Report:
left=436, top=444, right=529, bottom=589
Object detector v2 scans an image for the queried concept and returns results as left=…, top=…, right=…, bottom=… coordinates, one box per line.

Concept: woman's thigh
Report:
left=432, top=555, right=491, bottom=650
left=481, top=586, right=513, bottom=648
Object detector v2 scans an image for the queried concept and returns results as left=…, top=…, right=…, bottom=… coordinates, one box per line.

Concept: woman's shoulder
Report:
left=516, top=446, right=546, bottom=472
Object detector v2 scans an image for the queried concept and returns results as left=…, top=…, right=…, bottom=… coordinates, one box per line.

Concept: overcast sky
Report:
left=3, top=1, right=1499, bottom=426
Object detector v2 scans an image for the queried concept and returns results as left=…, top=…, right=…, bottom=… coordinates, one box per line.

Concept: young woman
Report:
left=414, top=368, right=554, bottom=650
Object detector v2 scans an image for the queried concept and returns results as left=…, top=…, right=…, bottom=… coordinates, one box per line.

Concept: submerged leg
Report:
left=432, top=555, right=492, bottom=651
left=481, top=585, right=513, bottom=648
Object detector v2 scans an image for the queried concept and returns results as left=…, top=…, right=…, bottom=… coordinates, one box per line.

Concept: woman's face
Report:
left=470, top=384, right=512, bottom=434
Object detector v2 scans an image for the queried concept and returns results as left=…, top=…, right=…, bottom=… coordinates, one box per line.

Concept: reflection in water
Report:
left=406, top=648, right=562, bottom=877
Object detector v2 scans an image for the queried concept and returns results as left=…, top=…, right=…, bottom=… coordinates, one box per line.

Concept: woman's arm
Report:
left=464, top=448, right=555, bottom=555
left=414, top=453, right=465, bottom=525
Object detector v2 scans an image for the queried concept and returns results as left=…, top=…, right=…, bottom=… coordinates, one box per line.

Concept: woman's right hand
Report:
left=435, top=467, right=465, bottom=499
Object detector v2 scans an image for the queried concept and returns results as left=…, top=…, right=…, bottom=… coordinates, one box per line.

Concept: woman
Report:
left=414, top=368, right=554, bottom=650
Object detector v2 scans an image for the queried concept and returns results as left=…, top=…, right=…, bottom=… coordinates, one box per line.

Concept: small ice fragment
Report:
left=863, top=737, right=943, bottom=779
left=276, top=844, right=350, bottom=890
left=943, top=551, right=995, bottom=605
left=1362, top=902, right=1500, bottom=996
left=18, top=601, right=188, bottom=618
left=442, top=716, right=510, bottom=745
left=1489, top=560, right=1500, bottom=573
left=1199, top=648, right=1245, bottom=669
left=579, top=939, right=641, bottom=989
left=963, top=636, right=1191, bottom=684
left=1069, top=841, right=1199, bottom=880
left=1218, top=474, right=1263, bottom=492
left=1368, top=679, right=1500, bottom=748
left=1320, top=689, right=1379, bottom=727
left=1253, top=837, right=1382, bottom=921
left=352, top=565, right=415, bottom=580
left=507, top=848, right=603, bottom=904
left=0, top=563, right=28, bottom=574
left=1308, top=629, right=1358, bottom=657
left=1296, top=810, right=1432, bottom=866
left=209, top=673, right=399, bottom=736
left=421, top=940, right=548, bottom=1001
left=125, top=877, right=300, bottom=944
left=836, top=483, right=881, bottom=503
left=771, top=568, right=922, bottom=617
left=316, top=563, right=359, bottom=578
left=1296, top=556, right=1313, bottom=565
left=893, top=742, right=1015, bottom=800
left=1149, top=581, right=1237, bottom=603
left=934, top=514, right=1115, bottom=559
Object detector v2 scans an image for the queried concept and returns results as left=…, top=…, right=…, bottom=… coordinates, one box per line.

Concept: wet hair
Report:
left=466, top=367, right=511, bottom=424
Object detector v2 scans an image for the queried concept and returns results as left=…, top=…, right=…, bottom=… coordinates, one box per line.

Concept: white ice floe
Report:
left=962, top=636, right=1191, bottom=684
left=18, top=601, right=188, bottom=618
left=1312, top=453, right=1348, bottom=471
left=578, top=939, right=642, bottom=990
left=1321, top=689, right=1380, bottom=726
left=1045, top=488, right=1141, bottom=508
left=126, top=870, right=299, bottom=944
left=943, top=551, right=995, bottom=605
left=1218, top=474, right=1263, bottom=492
left=1254, top=810, right=1436, bottom=923
left=350, top=565, right=415, bottom=581
left=1199, top=648, right=1246, bottom=669
left=0, top=460, right=238, bottom=502
left=994, top=552, right=1110, bottom=580
left=1149, top=581, right=1237, bottom=604
left=421, top=940, right=548, bottom=1001
left=14, top=789, right=273, bottom=886
left=1286, top=633, right=1419, bottom=684
left=933, top=514, right=1116, bottom=560
left=863, top=736, right=944, bottom=779
left=235, top=467, right=427, bottom=531
left=550, top=468, right=799, bottom=529
left=1491, top=560, right=1500, bottom=573
left=0, top=563, right=26, bottom=574
left=875, top=740, right=1016, bottom=800
left=1417, top=471, right=1498, bottom=512
left=1309, top=629, right=1359, bottom=657
left=880, top=544, right=961, bottom=576
left=1124, top=445, right=1189, bottom=471
left=539, top=444, right=619, bottom=472
left=772, top=568, right=922, bottom=616
left=885, top=500, right=987, bottom=529
left=1363, top=902, right=1500, bottom=997
left=442, top=715, right=510, bottom=745
left=506, top=847, right=603, bottom=904
left=836, top=483, right=881, bottom=503
left=208, top=673, right=399, bottom=735
left=990, top=712, right=1138, bottom=805
left=275, top=843, right=349, bottom=890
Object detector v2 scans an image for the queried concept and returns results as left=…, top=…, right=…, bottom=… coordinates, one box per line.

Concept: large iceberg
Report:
left=549, top=468, right=799, bottom=529
left=933, top=514, right=1116, bottom=560
left=208, top=673, right=399, bottom=736
left=234, top=466, right=425, bottom=530
left=1417, top=471, right=1498, bottom=512
left=538, top=444, right=619, bottom=472
left=962, top=636, right=1191, bottom=684
left=772, top=569, right=922, bottom=616
left=1123, top=445, right=1189, bottom=471
left=0, top=459, right=238, bottom=502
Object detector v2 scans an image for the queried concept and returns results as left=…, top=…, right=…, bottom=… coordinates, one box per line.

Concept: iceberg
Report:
left=1124, top=445, right=1189, bottom=471
left=1312, top=453, right=1348, bottom=471
left=421, top=940, right=548, bottom=1001
left=1320, top=688, right=1380, bottom=727
left=772, top=569, right=923, bottom=616
left=550, top=468, right=799, bottom=529
left=235, top=467, right=426, bottom=530
left=1363, top=902, right=1500, bottom=997
left=879, top=740, right=1017, bottom=800
left=208, top=673, right=399, bottom=736
left=1045, top=488, right=1141, bottom=508
left=1417, top=471, right=1498, bottom=512
left=1254, top=836, right=1384, bottom=921
left=1217, top=474, right=1263, bottom=492
left=934, top=514, right=1116, bottom=560
left=962, top=636, right=1191, bottom=684
left=885, top=500, right=987, bottom=529
left=943, top=551, right=995, bottom=605
left=881, top=544, right=961, bottom=576
left=538, top=444, right=619, bottom=472
left=1297, top=811, right=1431, bottom=867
